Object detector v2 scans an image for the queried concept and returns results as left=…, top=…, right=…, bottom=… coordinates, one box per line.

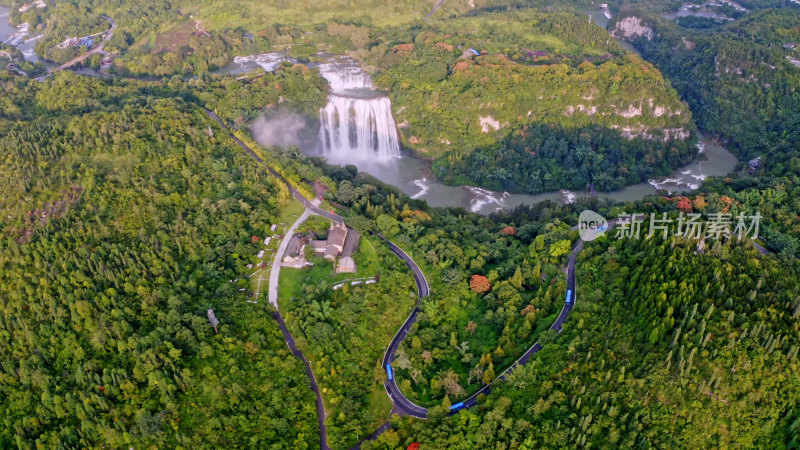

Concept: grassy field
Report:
left=276, top=227, right=416, bottom=447
left=244, top=198, right=305, bottom=303
left=194, top=0, right=437, bottom=31
left=277, top=197, right=305, bottom=225
left=277, top=233, right=380, bottom=311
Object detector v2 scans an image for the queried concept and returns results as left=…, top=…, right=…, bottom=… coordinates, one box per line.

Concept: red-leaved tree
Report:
left=500, top=226, right=517, bottom=236
left=470, top=274, right=491, bottom=295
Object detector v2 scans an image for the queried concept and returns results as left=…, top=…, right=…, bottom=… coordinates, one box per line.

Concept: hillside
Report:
left=373, top=11, right=697, bottom=193
left=374, top=231, right=800, bottom=448
left=0, top=70, right=327, bottom=448
left=8, top=0, right=559, bottom=75
left=609, top=8, right=800, bottom=164
left=2, top=1, right=800, bottom=449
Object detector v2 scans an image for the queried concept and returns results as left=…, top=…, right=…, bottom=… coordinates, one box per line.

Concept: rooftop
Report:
left=341, top=228, right=361, bottom=258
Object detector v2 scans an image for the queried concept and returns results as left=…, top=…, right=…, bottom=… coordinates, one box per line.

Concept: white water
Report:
left=466, top=186, right=510, bottom=213
left=242, top=52, right=739, bottom=214
left=644, top=141, right=729, bottom=194
left=233, top=52, right=293, bottom=72
left=410, top=178, right=430, bottom=199
left=316, top=58, right=401, bottom=163
left=318, top=58, right=374, bottom=92
left=0, top=6, right=41, bottom=63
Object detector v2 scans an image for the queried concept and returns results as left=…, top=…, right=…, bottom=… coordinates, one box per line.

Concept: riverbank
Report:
left=0, top=5, right=43, bottom=63
left=338, top=133, right=737, bottom=214
left=241, top=50, right=738, bottom=214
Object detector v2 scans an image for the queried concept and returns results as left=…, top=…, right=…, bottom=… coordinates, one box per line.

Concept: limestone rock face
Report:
left=612, top=16, right=654, bottom=41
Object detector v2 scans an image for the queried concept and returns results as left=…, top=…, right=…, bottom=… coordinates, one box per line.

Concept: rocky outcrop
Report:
left=617, top=104, right=643, bottom=118
left=479, top=115, right=504, bottom=132
left=564, top=104, right=598, bottom=116
left=614, top=125, right=690, bottom=142
left=611, top=16, right=654, bottom=41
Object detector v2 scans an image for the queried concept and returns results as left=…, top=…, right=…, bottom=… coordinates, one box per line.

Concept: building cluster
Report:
left=56, top=35, right=95, bottom=50
left=283, top=221, right=361, bottom=273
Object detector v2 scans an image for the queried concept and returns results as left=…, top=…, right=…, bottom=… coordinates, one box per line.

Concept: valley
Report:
left=1, top=0, right=799, bottom=449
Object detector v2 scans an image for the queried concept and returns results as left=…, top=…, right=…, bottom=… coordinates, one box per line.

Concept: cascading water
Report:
left=245, top=54, right=736, bottom=214
left=316, top=58, right=401, bottom=163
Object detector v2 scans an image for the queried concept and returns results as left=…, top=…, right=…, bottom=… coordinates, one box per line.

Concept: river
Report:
left=242, top=51, right=738, bottom=214
left=0, top=5, right=43, bottom=63
left=5, top=6, right=736, bottom=215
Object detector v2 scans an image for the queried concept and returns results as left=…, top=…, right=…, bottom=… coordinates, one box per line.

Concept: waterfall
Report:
left=318, top=60, right=374, bottom=91
left=316, top=58, right=401, bottom=162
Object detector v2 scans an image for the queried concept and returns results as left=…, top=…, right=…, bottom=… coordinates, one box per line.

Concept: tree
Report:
left=470, top=274, right=491, bottom=295
left=482, top=364, right=495, bottom=385
left=442, top=369, right=466, bottom=397
left=501, top=226, right=517, bottom=236
left=676, top=197, right=692, bottom=213
left=549, top=239, right=572, bottom=260
left=510, top=267, right=524, bottom=289
left=376, top=214, right=400, bottom=237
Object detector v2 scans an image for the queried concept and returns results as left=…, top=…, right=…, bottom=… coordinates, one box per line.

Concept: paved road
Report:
left=208, top=110, right=336, bottom=449
left=356, top=220, right=627, bottom=448
left=371, top=233, right=429, bottom=418
left=210, top=110, right=778, bottom=448
left=271, top=310, right=331, bottom=450
left=204, top=109, right=343, bottom=223
left=55, top=15, right=115, bottom=71
left=262, top=202, right=334, bottom=449
left=268, top=209, right=309, bottom=308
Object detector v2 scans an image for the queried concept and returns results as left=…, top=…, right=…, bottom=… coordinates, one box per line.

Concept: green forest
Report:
left=278, top=245, right=417, bottom=448
left=2, top=0, right=800, bottom=448
left=371, top=232, right=800, bottom=448
left=607, top=7, right=800, bottom=256
left=0, top=70, right=332, bottom=447
left=610, top=9, right=800, bottom=164
left=5, top=1, right=703, bottom=194
left=371, top=10, right=696, bottom=193
left=324, top=185, right=573, bottom=406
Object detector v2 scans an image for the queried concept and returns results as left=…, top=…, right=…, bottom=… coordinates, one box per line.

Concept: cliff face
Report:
left=611, top=16, right=655, bottom=41
left=383, top=53, right=693, bottom=158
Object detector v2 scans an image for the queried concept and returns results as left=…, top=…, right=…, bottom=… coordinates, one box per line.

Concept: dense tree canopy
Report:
left=0, top=71, right=326, bottom=448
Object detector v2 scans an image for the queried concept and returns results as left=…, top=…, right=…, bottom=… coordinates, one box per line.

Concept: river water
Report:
left=5, top=4, right=738, bottom=214
left=245, top=50, right=738, bottom=214
left=0, top=5, right=42, bottom=63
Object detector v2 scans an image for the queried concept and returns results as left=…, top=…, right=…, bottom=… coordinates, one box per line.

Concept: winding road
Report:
left=207, top=111, right=653, bottom=447
left=206, top=109, right=339, bottom=449
left=372, top=233, right=430, bottom=418
left=272, top=309, right=331, bottom=450
left=370, top=227, right=589, bottom=423
left=208, top=110, right=774, bottom=449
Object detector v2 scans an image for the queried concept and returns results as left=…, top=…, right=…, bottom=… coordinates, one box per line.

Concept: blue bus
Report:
left=449, top=402, right=464, bottom=412
left=566, top=289, right=573, bottom=305
left=385, top=364, right=393, bottom=381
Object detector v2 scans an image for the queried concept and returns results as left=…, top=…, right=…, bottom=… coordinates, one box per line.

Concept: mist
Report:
left=250, top=109, right=319, bottom=152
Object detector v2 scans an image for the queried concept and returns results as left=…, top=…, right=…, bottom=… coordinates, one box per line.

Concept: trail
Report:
left=425, top=0, right=446, bottom=18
